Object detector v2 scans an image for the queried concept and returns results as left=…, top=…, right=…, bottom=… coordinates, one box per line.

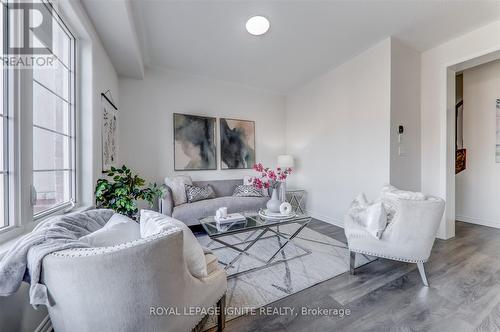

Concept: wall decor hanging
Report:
left=220, top=118, right=255, bottom=169
left=101, top=90, right=118, bottom=172
left=174, top=113, right=217, bottom=170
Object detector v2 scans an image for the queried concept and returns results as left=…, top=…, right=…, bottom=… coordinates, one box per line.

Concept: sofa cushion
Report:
left=173, top=196, right=269, bottom=226
left=193, top=179, right=242, bottom=197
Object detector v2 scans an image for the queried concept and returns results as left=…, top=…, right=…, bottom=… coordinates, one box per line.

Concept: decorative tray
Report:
left=258, top=209, right=296, bottom=220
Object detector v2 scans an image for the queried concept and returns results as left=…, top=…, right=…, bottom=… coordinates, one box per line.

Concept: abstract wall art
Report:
left=220, top=118, right=255, bottom=169
left=174, top=113, right=217, bottom=170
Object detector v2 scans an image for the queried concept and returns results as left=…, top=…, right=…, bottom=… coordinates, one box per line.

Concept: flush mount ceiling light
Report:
left=246, top=16, right=270, bottom=36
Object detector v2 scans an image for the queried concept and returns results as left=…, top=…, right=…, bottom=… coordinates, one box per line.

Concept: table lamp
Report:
left=277, top=155, right=294, bottom=202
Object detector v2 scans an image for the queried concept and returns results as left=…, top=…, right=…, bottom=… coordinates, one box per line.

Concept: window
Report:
left=0, top=0, right=7, bottom=229
left=32, top=3, right=75, bottom=217
left=0, top=0, right=77, bottom=236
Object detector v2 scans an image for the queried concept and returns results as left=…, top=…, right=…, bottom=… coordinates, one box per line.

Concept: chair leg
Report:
left=417, top=262, right=429, bottom=287
left=349, top=251, right=356, bottom=275
left=216, top=294, right=226, bottom=332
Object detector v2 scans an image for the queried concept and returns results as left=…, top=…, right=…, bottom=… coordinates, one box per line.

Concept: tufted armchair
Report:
left=41, top=228, right=227, bottom=332
left=345, top=196, right=445, bottom=286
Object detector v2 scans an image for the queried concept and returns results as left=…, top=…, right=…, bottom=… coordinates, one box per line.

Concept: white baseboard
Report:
left=456, top=215, right=500, bottom=229
left=34, top=315, right=52, bottom=332
left=307, top=210, right=344, bottom=228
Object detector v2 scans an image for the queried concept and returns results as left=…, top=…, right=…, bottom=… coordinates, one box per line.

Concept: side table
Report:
left=286, top=189, right=306, bottom=214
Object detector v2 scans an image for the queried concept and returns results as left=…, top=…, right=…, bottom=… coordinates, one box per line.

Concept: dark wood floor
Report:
left=223, top=220, right=500, bottom=332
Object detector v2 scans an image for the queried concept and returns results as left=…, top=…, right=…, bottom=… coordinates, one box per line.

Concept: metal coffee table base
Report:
left=210, top=223, right=312, bottom=279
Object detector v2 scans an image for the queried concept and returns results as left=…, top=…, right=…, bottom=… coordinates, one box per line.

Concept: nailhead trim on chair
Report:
left=349, top=248, right=427, bottom=263
left=50, top=227, right=183, bottom=258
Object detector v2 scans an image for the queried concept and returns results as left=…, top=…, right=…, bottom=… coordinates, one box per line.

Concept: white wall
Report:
left=421, top=19, right=500, bottom=239
left=390, top=39, right=421, bottom=191
left=89, top=35, right=120, bottom=196
left=390, top=38, right=421, bottom=191
left=118, top=68, right=286, bottom=184
left=58, top=0, right=120, bottom=207
left=67, top=1, right=120, bottom=206
left=285, top=39, right=392, bottom=225
left=456, top=59, right=500, bottom=228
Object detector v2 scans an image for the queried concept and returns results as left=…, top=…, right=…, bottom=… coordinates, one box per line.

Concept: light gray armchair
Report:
left=345, top=197, right=445, bottom=286
left=41, top=228, right=227, bottom=332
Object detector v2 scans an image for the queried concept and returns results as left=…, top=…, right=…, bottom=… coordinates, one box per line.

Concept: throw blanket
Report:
left=0, top=209, right=114, bottom=307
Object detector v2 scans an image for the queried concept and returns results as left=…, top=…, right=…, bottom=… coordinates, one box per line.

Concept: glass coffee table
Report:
left=199, top=211, right=312, bottom=278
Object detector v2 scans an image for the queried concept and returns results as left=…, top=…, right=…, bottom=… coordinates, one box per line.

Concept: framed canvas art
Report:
left=220, top=118, right=255, bottom=169
left=173, top=113, right=217, bottom=170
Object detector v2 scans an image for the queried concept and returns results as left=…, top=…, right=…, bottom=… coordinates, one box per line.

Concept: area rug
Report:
left=196, top=224, right=372, bottom=330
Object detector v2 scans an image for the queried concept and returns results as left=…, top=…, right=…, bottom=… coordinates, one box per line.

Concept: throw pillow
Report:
left=233, top=184, right=264, bottom=197
left=185, top=184, right=216, bottom=203
left=363, top=202, right=388, bottom=239
left=79, top=213, right=140, bottom=247
left=348, top=193, right=371, bottom=220
left=243, top=176, right=269, bottom=196
left=140, top=210, right=208, bottom=278
left=165, top=175, right=193, bottom=206
left=381, top=184, right=426, bottom=221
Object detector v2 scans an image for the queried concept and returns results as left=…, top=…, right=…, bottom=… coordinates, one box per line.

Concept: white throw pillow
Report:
left=362, top=202, right=388, bottom=239
left=140, top=210, right=208, bottom=278
left=165, top=175, right=193, bottom=206
left=79, top=213, right=140, bottom=247
left=381, top=184, right=426, bottom=200
left=354, top=193, right=370, bottom=208
left=381, top=184, right=426, bottom=220
left=349, top=193, right=371, bottom=220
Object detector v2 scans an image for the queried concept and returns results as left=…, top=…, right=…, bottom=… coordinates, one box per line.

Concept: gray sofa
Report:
left=160, top=179, right=269, bottom=226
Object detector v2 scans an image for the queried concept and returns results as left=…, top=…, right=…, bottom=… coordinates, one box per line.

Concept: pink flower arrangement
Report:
left=252, top=163, right=292, bottom=190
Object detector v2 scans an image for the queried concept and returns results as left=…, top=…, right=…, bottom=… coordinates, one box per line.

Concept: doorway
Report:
left=454, top=60, right=500, bottom=229
left=445, top=51, right=500, bottom=237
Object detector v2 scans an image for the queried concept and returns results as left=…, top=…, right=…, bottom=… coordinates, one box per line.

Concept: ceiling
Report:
left=82, top=0, right=144, bottom=79
left=84, top=0, right=500, bottom=93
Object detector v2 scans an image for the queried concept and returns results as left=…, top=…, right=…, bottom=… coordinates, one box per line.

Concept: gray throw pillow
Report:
left=233, top=185, right=264, bottom=197
left=185, top=184, right=216, bottom=203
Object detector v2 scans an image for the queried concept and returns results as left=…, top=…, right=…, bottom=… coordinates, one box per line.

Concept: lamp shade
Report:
left=277, top=155, right=294, bottom=168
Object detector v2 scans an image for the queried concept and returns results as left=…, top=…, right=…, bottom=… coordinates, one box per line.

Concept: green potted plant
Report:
left=95, top=165, right=165, bottom=220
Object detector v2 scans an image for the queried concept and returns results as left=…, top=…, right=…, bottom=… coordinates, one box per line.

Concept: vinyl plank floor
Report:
left=221, top=220, right=500, bottom=332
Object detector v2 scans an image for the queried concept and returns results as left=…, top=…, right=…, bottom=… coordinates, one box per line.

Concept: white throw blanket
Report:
left=0, top=209, right=114, bottom=307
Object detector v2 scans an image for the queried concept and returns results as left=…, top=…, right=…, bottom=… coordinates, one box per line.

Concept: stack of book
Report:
left=214, top=213, right=246, bottom=226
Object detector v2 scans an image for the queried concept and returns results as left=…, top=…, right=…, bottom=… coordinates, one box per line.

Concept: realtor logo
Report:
left=7, top=1, right=52, bottom=55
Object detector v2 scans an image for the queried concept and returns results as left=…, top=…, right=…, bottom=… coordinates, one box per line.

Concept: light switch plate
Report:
left=398, top=145, right=407, bottom=156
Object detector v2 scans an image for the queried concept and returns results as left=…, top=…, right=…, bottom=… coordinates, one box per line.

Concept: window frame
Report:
left=32, top=0, right=77, bottom=220
left=0, top=0, right=78, bottom=243
left=0, top=0, right=9, bottom=232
